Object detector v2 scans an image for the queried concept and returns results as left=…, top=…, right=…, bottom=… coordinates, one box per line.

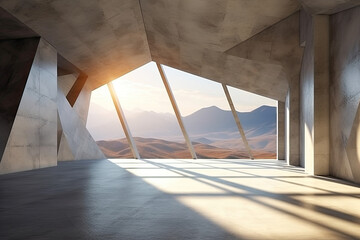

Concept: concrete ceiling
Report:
left=141, top=0, right=300, bottom=53
left=140, top=0, right=300, bottom=100
left=0, top=0, right=355, bottom=100
left=0, top=0, right=152, bottom=89
left=299, top=0, right=360, bottom=14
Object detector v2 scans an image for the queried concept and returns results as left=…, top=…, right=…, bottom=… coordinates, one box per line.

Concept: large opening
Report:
left=86, top=62, right=277, bottom=159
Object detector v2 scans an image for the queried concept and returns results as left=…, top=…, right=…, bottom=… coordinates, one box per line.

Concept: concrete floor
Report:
left=0, top=159, right=359, bottom=240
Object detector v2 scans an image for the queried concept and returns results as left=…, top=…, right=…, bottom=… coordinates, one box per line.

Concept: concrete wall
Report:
left=226, top=12, right=303, bottom=164
left=330, top=6, right=360, bottom=183
left=0, top=38, right=39, bottom=161
left=0, top=38, right=57, bottom=174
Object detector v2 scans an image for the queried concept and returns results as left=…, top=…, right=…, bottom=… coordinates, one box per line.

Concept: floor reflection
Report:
left=111, top=158, right=360, bottom=239
left=0, top=158, right=359, bottom=239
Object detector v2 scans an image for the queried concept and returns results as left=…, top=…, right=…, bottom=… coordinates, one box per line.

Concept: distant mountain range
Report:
left=97, top=137, right=276, bottom=159
left=183, top=105, right=276, bottom=138
left=87, top=104, right=277, bottom=154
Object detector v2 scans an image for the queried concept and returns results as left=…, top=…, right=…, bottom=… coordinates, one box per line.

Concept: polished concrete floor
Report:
left=0, top=159, right=359, bottom=240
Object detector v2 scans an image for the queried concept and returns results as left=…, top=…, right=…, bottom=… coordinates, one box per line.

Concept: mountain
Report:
left=87, top=106, right=276, bottom=158
left=183, top=105, right=276, bottom=138
left=88, top=105, right=276, bottom=139
left=97, top=137, right=276, bottom=159
left=183, top=106, right=238, bottom=134
left=91, top=105, right=277, bottom=158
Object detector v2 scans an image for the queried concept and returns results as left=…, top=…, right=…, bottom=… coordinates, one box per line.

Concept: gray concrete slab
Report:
left=0, top=38, right=57, bottom=174
left=0, top=159, right=359, bottom=239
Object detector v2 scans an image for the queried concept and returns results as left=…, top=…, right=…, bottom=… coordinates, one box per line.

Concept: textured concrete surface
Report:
left=0, top=0, right=152, bottom=88
left=57, top=76, right=105, bottom=161
left=330, top=6, right=360, bottom=184
left=313, top=16, right=330, bottom=175
left=0, top=38, right=57, bottom=174
left=57, top=73, right=77, bottom=96
left=278, top=101, right=285, bottom=160
left=0, top=0, right=301, bottom=100
left=0, top=37, right=39, bottom=161
left=300, top=10, right=330, bottom=175
left=1, top=0, right=360, bottom=182
left=299, top=9, right=314, bottom=169
left=299, top=0, right=360, bottom=14
left=0, top=0, right=356, bottom=101
left=0, top=7, right=37, bottom=40
left=226, top=12, right=303, bottom=84
left=73, top=82, right=92, bottom=125
left=227, top=12, right=303, bottom=164
left=141, top=0, right=300, bottom=101
left=0, top=159, right=359, bottom=239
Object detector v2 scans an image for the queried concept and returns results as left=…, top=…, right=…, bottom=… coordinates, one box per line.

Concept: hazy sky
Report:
left=90, top=62, right=277, bottom=116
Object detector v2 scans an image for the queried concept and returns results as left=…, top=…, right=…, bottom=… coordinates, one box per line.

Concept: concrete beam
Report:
left=107, top=82, right=140, bottom=159
left=222, top=84, right=253, bottom=159
left=156, top=63, right=197, bottom=159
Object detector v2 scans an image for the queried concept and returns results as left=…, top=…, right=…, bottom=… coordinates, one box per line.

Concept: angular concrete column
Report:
left=277, top=101, right=285, bottom=160
left=0, top=38, right=58, bottom=174
left=57, top=74, right=105, bottom=161
left=299, top=9, right=330, bottom=175
left=312, top=16, right=330, bottom=175
left=0, top=37, right=39, bottom=162
left=286, top=80, right=300, bottom=166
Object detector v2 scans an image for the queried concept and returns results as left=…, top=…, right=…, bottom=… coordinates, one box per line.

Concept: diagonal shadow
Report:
left=185, top=160, right=360, bottom=200
left=0, top=160, right=241, bottom=240
left=140, top=159, right=360, bottom=239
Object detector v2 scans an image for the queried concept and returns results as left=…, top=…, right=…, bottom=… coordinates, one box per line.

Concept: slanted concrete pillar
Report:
left=223, top=84, right=253, bottom=159
left=156, top=63, right=197, bottom=159
left=107, top=82, right=140, bottom=159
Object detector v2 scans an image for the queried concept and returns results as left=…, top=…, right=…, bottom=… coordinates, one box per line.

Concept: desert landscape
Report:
left=90, top=105, right=277, bottom=159
left=97, top=137, right=276, bottom=159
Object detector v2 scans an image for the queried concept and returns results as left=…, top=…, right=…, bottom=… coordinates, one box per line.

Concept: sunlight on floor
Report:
left=109, top=159, right=360, bottom=240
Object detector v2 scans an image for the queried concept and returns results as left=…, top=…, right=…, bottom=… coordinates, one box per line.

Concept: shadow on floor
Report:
left=1, top=158, right=360, bottom=239
left=0, top=159, right=240, bottom=240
